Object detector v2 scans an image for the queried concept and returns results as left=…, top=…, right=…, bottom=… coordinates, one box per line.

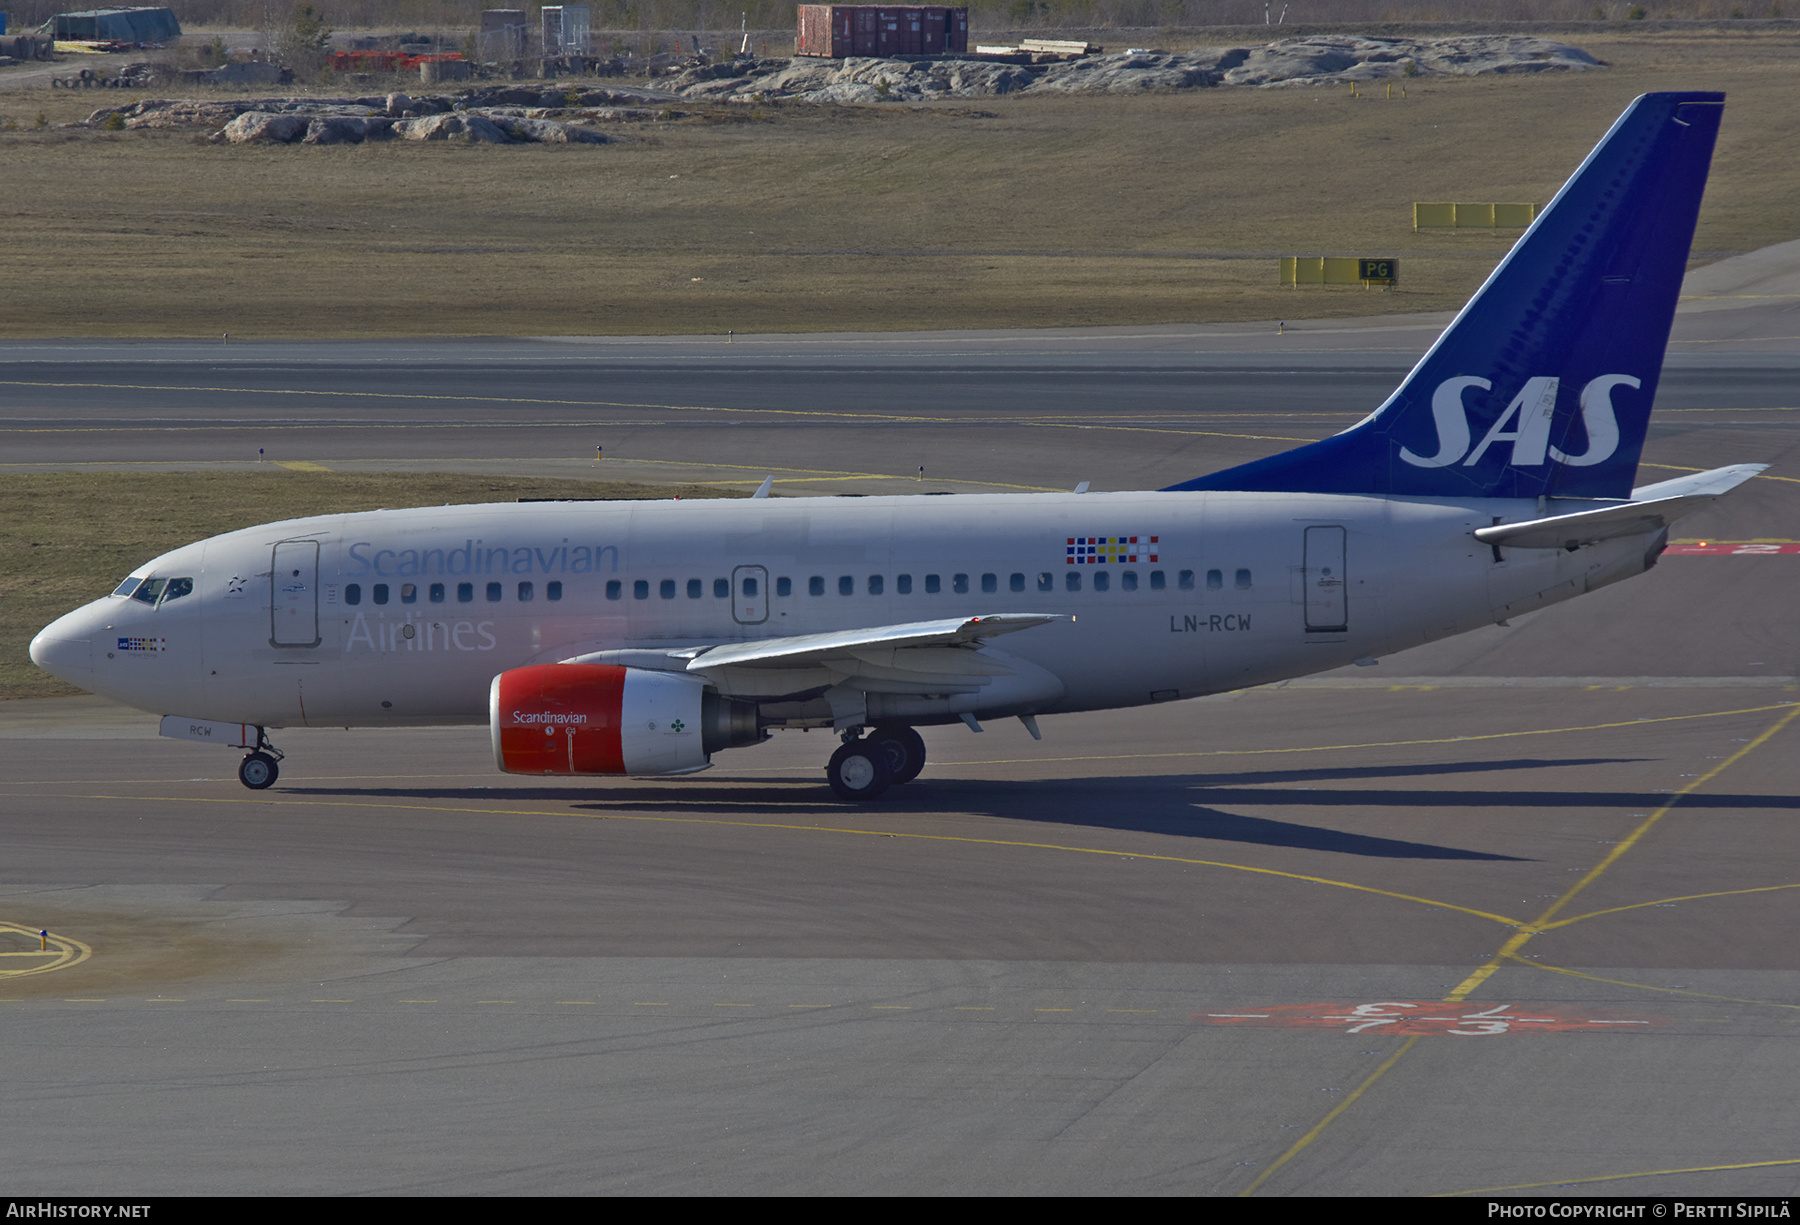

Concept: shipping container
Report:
left=796, top=5, right=966, bottom=58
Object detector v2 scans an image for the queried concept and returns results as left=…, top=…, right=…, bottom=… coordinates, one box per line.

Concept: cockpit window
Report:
left=122, top=576, right=193, bottom=607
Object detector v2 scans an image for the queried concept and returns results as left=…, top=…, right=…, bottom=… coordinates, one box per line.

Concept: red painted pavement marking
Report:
left=1193, top=1001, right=1664, bottom=1036
left=1664, top=544, right=1800, bottom=555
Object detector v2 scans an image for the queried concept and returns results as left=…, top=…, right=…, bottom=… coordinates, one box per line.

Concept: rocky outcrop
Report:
left=89, top=94, right=618, bottom=145
left=660, top=35, right=1599, bottom=103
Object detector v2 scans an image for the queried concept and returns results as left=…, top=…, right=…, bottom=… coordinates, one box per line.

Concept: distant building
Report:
left=479, top=9, right=529, bottom=60
left=541, top=5, right=589, bottom=57
left=796, top=6, right=968, bottom=58
left=50, top=6, right=180, bottom=42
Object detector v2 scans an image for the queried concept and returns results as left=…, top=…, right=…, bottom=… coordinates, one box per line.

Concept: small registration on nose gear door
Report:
left=271, top=539, right=321, bottom=647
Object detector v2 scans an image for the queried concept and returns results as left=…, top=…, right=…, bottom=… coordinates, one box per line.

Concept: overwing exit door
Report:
left=732, top=565, right=769, bottom=625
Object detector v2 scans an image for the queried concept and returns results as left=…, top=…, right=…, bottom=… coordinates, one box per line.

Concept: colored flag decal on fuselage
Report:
left=117, top=637, right=165, bottom=652
left=1067, top=535, right=1159, bottom=564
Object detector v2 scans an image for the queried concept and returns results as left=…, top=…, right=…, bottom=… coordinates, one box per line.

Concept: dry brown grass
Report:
left=0, top=26, right=1795, bottom=337
left=0, top=471, right=740, bottom=700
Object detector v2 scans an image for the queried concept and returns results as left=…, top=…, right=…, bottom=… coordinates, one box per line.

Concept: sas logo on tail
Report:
left=1400, top=374, right=1640, bottom=470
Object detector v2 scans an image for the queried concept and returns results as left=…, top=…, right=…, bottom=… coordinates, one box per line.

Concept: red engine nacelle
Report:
left=490, top=663, right=759, bottom=776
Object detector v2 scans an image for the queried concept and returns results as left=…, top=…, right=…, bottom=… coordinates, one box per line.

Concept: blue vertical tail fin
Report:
left=1168, top=92, right=1724, bottom=501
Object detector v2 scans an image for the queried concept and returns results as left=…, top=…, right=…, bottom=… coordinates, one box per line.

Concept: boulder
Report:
left=393, top=112, right=511, bottom=143
left=222, top=111, right=308, bottom=143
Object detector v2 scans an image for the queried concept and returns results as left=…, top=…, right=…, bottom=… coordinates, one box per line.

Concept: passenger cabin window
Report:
left=714, top=578, right=730, bottom=599
left=1093, top=571, right=1110, bottom=592
left=981, top=573, right=997, bottom=594
left=1235, top=568, right=1253, bottom=590
left=897, top=574, right=912, bottom=595
left=688, top=579, right=703, bottom=599
left=1179, top=571, right=1196, bottom=591
left=1010, top=573, right=1025, bottom=593
left=741, top=576, right=759, bottom=597
left=925, top=575, right=941, bottom=594
left=868, top=575, right=883, bottom=596
left=546, top=582, right=562, bottom=601
left=401, top=583, right=417, bottom=604
left=487, top=582, right=503, bottom=602
left=430, top=583, right=445, bottom=603
left=458, top=583, right=474, bottom=603
left=1121, top=571, right=1138, bottom=592
left=809, top=576, right=825, bottom=597
left=1206, top=569, right=1223, bottom=591
left=344, top=583, right=361, bottom=606
left=838, top=576, right=854, bottom=596
left=1150, top=571, right=1166, bottom=591
left=633, top=580, right=649, bottom=600
left=1065, top=572, right=1081, bottom=592
left=1037, top=572, right=1053, bottom=592
left=606, top=581, right=622, bottom=600
left=373, top=583, right=389, bottom=605
left=518, top=582, right=534, bottom=602
left=776, top=577, right=792, bottom=597
left=660, top=579, right=676, bottom=599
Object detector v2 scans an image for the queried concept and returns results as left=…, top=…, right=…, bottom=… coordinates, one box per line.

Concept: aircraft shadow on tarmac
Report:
left=281, top=754, right=1779, bottom=861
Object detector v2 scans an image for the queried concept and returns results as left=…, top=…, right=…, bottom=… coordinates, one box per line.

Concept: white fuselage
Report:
left=32, top=489, right=1658, bottom=743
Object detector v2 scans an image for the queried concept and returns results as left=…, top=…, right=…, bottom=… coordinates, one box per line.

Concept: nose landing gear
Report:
left=824, top=726, right=927, bottom=801
left=237, top=730, right=284, bottom=790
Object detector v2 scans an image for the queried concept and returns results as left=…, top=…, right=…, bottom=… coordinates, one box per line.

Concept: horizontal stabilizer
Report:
left=1474, top=463, right=1764, bottom=549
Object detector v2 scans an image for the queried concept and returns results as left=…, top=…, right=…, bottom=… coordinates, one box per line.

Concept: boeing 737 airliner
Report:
left=31, top=92, right=1760, bottom=800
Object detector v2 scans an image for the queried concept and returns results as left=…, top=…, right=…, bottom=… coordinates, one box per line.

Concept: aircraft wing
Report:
left=1474, top=464, right=1765, bottom=550
left=684, top=613, right=1068, bottom=671
left=559, top=614, right=1071, bottom=701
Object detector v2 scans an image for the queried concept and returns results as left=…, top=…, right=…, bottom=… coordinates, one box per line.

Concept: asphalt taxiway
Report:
left=2, top=253, right=1798, bottom=1195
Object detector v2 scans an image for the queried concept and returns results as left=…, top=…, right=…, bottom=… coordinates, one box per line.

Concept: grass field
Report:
left=1, top=26, right=1796, bottom=337
left=0, top=472, right=739, bottom=699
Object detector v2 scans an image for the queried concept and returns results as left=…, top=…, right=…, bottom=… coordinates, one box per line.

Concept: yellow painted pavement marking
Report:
left=1437, top=1156, right=1800, bottom=1196
left=1542, top=882, right=1800, bottom=932
left=30, top=788, right=1528, bottom=929
left=274, top=460, right=331, bottom=471
left=0, top=922, right=92, bottom=979
left=922, top=700, right=1800, bottom=770
left=1505, top=957, right=1800, bottom=1012
left=1237, top=700, right=1800, bottom=1196
left=1446, top=703, right=1800, bottom=1002
left=1239, top=1036, right=1423, bottom=1197
left=0, top=378, right=1311, bottom=442
left=1640, top=461, right=1800, bottom=485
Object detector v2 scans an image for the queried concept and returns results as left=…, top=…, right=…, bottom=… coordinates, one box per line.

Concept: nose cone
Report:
left=30, top=605, right=99, bottom=687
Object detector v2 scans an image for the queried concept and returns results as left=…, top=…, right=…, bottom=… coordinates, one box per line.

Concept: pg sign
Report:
left=1358, top=259, right=1397, bottom=286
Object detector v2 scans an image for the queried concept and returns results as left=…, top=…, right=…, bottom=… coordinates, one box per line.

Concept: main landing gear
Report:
left=237, top=730, right=284, bottom=790
left=825, top=726, right=926, bottom=801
